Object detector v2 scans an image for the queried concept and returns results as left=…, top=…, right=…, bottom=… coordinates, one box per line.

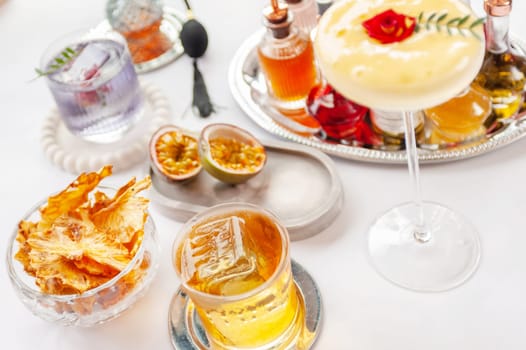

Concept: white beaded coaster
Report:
left=41, top=81, right=170, bottom=174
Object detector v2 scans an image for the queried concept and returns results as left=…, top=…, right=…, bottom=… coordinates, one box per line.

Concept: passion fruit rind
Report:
left=149, top=125, right=202, bottom=183
left=198, top=124, right=266, bottom=185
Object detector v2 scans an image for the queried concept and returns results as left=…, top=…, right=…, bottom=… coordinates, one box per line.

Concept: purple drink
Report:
left=43, top=33, right=143, bottom=143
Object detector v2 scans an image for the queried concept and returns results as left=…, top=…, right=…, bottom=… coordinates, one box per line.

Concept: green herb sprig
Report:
left=34, top=47, right=78, bottom=79
left=414, top=12, right=485, bottom=40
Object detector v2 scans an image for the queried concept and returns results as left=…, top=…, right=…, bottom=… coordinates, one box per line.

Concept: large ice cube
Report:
left=55, top=41, right=111, bottom=83
left=182, top=216, right=257, bottom=285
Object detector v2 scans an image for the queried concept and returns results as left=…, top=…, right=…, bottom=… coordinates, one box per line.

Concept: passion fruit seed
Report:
left=155, top=131, right=200, bottom=176
left=209, top=137, right=265, bottom=172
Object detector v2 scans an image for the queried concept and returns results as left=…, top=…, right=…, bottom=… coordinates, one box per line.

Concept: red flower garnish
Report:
left=362, top=9, right=416, bottom=44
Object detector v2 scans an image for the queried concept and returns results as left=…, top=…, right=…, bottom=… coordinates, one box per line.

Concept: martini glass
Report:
left=315, top=0, right=485, bottom=292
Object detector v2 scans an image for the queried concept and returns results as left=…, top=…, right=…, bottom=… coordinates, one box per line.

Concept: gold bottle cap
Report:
left=263, top=3, right=289, bottom=24
left=484, top=0, right=512, bottom=17
left=263, top=4, right=293, bottom=39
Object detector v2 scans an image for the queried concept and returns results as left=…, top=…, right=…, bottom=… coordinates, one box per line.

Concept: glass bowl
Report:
left=5, top=187, right=160, bottom=327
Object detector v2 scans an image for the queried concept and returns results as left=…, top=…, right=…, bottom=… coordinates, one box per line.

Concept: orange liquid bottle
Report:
left=258, top=40, right=317, bottom=102
left=120, top=17, right=172, bottom=64
left=257, top=5, right=319, bottom=113
left=106, top=0, right=172, bottom=64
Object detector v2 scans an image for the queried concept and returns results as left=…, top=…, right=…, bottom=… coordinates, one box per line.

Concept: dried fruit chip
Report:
left=90, top=176, right=151, bottom=245
left=14, top=165, right=152, bottom=296
left=38, top=165, right=112, bottom=231
left=34, top=256, right=111, bottom=295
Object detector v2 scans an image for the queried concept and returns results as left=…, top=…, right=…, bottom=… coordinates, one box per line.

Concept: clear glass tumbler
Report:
left=172, top=203, right=307, bottom=349
left=40, top=29, right=144, bottom=143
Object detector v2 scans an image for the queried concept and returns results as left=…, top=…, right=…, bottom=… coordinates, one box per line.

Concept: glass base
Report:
left=368, top=201, right=481, bottom=292
left=74, top=103, right=145, bottom=144
left=168, top=260, right=322, bottom=350
left=42, top=81, right=170, bottom=174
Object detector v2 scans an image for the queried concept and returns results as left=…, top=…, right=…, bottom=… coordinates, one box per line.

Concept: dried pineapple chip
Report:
left=27, top=228, right=131, bottom=272
left=73, top=256, right=119, bottom=277
left=90, top=176, right=151, bottom=245
left=38, top=165, right=112, bottom=231
left=34, top=256, right=111, bottom=295
left=15, top=220, right=38, bottom=276
left=14, top=165, right=152, bottom=297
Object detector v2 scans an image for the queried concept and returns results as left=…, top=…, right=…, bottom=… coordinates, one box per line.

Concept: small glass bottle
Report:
left=257, top=5, right=319, bottom=112
left=106, top=0, right=172, bottom=64
left=473, top=0, right=526, bottom=128
left=369, top=109, right=424, bottom=146
left=424, top=84, right=492, bottom=146
left=284, top=0, right=319, bottom=34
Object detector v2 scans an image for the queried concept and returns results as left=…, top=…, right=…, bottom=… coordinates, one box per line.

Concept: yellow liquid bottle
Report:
left=425, top=84, right=492, bottom=145
left=473, top=0, right=526, bottom=129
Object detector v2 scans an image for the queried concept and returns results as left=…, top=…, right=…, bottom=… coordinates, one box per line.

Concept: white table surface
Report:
left=2, top=0, right=526, bottom=349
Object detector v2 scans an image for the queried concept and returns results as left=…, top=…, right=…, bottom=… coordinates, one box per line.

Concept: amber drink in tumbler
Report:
left=173, top=203, right=304, bottom=349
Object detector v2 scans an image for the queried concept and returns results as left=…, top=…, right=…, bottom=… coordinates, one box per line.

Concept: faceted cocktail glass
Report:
left=172, top=203, right=309, bottom=349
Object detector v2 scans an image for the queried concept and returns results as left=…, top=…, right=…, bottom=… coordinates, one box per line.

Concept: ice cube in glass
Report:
left=40, top=29, right=144, bottom=143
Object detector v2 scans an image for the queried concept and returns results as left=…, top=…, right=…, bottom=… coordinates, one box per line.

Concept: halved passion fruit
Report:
left=149, top=125, right=202, bottom=182
left=198, top=124, right=267, bottom=184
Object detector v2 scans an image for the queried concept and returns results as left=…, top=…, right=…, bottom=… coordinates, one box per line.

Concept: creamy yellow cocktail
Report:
left=315, top=0, right=485, bottom=110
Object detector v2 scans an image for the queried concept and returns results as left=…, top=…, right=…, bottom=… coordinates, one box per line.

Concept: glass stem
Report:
left=403, top=111, right=430, bottom=243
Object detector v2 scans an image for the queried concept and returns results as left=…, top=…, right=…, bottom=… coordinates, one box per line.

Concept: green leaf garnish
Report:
left=33, top=47, right=79, bottom=80
left=458, top=15, right=470, bottom=26
left=436, top=13, right=447, bottom=24
left=415, top=12, right=485, bottom=40
left=470, top=17, right=486, bottom=29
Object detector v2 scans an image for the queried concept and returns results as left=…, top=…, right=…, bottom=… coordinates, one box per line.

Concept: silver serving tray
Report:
left=228, top=29, right=526, bottom=164
left=149, top=139, right=343, bottom=241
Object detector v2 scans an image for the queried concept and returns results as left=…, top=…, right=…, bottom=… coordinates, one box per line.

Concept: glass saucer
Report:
left=168, top=260, right=322, bottom=350
left=95, top=6, right=186, bottom=74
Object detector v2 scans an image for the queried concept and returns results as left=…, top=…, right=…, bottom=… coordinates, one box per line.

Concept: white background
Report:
left=1, top=0, right=526, bottom=349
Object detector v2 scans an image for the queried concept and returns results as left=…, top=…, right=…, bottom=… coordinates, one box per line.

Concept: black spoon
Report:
left=180, top=0, right=215, bottom=117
